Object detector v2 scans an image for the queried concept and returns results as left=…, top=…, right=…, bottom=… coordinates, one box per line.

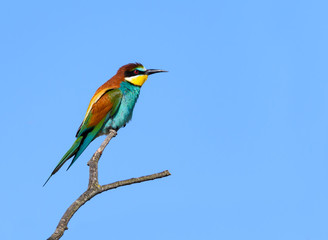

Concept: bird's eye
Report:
left=134, top=69, right=139, bottom=75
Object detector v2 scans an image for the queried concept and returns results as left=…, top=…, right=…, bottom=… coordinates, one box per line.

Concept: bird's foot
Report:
left=109, top=129, right=117, bottom=137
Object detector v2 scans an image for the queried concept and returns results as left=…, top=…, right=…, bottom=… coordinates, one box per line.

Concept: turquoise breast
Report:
left=103, top=81, right=141, bottom=132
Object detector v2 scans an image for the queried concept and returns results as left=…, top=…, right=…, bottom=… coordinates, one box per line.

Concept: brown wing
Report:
left=76, top=88, right=122, bottom=137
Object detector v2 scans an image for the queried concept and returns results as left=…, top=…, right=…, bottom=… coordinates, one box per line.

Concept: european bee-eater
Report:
left=44, top=63, right=166, bottom=186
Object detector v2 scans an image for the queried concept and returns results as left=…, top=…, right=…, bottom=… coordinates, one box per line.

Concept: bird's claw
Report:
left=109, top=129, right=117, bottom=137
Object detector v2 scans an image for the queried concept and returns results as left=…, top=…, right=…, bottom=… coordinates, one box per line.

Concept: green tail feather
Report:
left=66, top=118, right=106, bottom=171
left=43, top=118, right=106, bottom=186
left=43, top=136, right=84, bottom=186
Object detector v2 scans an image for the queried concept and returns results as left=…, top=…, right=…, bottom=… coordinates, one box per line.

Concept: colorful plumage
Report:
left=44, top=63, right=166, bottom=186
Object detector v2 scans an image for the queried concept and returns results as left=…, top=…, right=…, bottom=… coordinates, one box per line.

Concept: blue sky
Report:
left=1, top=0, right=328, bottom=239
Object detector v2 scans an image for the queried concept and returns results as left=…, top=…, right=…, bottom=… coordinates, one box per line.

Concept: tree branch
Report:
left=48, top=129, right=171, bottom=240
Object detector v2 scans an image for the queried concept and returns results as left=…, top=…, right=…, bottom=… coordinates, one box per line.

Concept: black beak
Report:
left=146, top=69, right=168, bottom=75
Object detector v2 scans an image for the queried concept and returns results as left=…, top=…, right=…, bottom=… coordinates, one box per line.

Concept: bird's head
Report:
left=117, top=63, right=167, bottom=87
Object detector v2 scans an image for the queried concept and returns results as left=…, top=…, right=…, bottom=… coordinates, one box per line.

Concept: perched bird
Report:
left=44, top=63, right=166, bottom=186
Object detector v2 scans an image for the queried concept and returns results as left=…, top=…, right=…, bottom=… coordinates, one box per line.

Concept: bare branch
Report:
left=48, top=130, right=171, bottom=240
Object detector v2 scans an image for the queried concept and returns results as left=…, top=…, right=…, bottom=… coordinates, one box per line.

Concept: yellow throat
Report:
left=125, top=74, right=148, bottom=86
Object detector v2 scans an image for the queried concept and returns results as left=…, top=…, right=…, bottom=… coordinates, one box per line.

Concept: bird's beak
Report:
left=146, top=69, right=168, bottom=75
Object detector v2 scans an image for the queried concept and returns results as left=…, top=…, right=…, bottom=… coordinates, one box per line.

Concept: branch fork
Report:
left=48, top=129, right=171, bottom=240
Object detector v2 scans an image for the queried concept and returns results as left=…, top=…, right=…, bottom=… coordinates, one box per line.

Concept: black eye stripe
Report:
left=124, top=69, right=145, bottom=77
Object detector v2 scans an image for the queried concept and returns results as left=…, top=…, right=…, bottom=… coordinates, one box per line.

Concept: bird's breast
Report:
left=103, top=82, right=141, bottom=131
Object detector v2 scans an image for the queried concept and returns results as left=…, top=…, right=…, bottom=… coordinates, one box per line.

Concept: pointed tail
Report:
left=43, top=136, right=84, bottom=186
left=43, top=118, right=106, bottom=186
left=43, top=123, right=105, bottom=186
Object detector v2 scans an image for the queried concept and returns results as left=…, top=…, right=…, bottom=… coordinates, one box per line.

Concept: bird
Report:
left=44, top=63, right=167, bottom=186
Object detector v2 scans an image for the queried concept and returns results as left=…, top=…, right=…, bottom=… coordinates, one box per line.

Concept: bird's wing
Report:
left=76, top=88, right=122, bottom=137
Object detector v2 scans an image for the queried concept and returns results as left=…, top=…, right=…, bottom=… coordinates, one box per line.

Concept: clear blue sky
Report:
left=1, top=0, right=328, bottom=239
